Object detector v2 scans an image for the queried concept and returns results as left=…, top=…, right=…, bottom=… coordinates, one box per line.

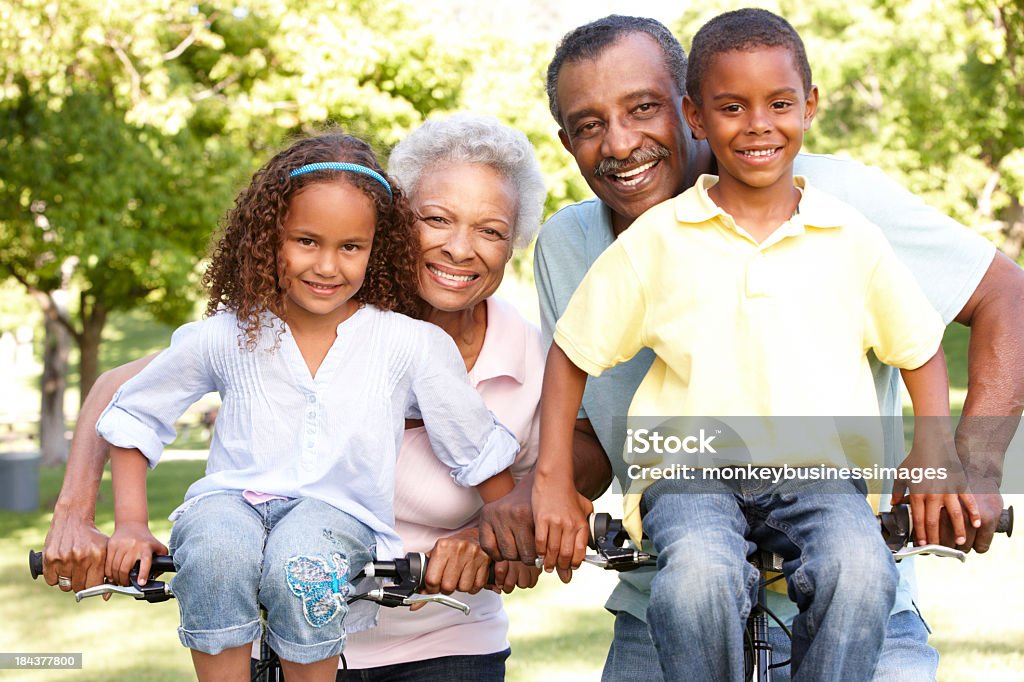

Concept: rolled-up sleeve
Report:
left=411, top=326, right=519, bottom=487
left=96, top=320, right=217, bottom=467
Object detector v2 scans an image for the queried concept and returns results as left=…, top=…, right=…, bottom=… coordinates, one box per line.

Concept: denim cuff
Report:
left=178, top=618, right=262, bottom=655
left=266, top=624, right=346, bottom=665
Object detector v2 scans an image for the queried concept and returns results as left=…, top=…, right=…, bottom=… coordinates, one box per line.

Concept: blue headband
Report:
left=288, top=162, right=393, bottom=199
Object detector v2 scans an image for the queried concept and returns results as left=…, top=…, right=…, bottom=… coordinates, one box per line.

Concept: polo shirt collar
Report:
left=675, top=174, right=845, bottom=233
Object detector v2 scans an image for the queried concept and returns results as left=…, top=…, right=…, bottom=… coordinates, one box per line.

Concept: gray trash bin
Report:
left=0, top=451, right=40, bottom=511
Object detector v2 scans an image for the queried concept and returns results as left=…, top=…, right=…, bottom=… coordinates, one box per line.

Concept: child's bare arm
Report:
left=896, top=349, right=981, bottom=545
left=106, top=445, right=167, bottom=586
left=532, top=343, right=594, bottom=578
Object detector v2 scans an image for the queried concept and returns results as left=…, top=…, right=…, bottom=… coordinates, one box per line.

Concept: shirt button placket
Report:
left=303, top=392, right=317, bottom=469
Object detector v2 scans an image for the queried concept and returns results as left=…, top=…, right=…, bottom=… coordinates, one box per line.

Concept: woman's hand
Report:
left=413, top=527, right=491, bottom=610
left=43, top=508, right=110, bottom=594
left=104, top=522, right=168, bottom=587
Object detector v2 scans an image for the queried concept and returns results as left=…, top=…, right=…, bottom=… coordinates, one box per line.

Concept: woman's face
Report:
left=413, top=162, right=517, bottom=313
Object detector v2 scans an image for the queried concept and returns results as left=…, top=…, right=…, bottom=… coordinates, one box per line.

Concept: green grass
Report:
left=0, top=462, right=199, bottom=682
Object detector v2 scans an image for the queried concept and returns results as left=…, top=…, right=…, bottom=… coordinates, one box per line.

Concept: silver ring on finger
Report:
left=58, top=576, right=72, bottom=589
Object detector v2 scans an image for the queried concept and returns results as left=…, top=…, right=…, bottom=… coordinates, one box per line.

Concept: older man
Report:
left=481, top=14, right=1024, bottom=681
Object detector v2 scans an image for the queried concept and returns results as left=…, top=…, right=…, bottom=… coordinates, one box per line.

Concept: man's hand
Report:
left=479, top=470, right=537, bottom=563
left=43, top=508, right=109, bottom=594
left=492, top=559, right=541, bottom=594
left=938, top=486, right=1004, bottom=554
left=479, top=470, right=577, bottom=583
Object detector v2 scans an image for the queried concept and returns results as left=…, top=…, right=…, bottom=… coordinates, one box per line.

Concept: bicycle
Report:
left=29, top=549, right=482, bottom=681
left=575, top=504, right=1014, bottom=682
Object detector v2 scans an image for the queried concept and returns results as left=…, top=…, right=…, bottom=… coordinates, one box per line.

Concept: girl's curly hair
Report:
left=203, top=132, right=421, bottom=349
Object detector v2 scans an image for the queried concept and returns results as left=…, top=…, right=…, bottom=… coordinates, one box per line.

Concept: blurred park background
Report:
left=1, top=0, right=1023, bottom=679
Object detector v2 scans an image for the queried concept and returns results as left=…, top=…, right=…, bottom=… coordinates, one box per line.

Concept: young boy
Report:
left=532, top=9, right=980, bottom=680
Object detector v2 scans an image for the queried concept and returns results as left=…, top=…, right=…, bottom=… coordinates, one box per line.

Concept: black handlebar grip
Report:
left=29, top=550, right=43, bottom=579
left=29, top=550, right=175, bottom=582
left=149, top=555, right=176, bottom=574
left=997, top=506, right=1013, bottom=537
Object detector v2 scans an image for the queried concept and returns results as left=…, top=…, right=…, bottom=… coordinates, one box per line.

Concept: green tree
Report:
left=0, top=0, right=245, bottom=462
left=0, top=90, right=232, bottom=462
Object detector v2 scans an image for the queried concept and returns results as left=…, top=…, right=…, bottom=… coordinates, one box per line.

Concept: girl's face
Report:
left=278, top=181, right=376, bottom=327
left=413, top=162, right=517, bottom=314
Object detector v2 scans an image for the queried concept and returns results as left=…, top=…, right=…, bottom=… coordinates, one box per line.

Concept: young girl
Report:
left=97, top=132, right=518, bottom=681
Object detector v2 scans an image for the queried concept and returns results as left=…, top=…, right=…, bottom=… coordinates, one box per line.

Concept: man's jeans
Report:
left=640, top=475, right=897, bottom=681
left=602, top=609, right=937, bottom=681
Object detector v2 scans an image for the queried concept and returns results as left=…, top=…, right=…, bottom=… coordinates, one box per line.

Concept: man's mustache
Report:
left=594, top=146, right=670, bottom=177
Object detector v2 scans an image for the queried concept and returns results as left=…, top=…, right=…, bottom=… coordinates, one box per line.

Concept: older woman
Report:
left=341, top=114, right=546, bottom=678
left=41, top=113, right=547, bottom=680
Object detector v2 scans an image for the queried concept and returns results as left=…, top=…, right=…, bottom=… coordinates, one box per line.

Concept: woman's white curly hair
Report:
left=388, top=113, right=547, bottom=250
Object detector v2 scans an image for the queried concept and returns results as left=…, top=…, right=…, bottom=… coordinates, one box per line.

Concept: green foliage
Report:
left=0, top=0, right=493, bottom=399
left=0, top=90, right=227, bottom=326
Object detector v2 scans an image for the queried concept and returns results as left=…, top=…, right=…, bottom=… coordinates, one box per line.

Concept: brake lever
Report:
left=75, top=580, right=176, bottom=602
left=893, top=544, right=967, bottom=563
left=402, top=594, right=471, bottom=615
left=75, top=584, right=142, bottom=601
left=360, top=587, right=472, bottom=615
left=535, top=550, right=656, bottom=571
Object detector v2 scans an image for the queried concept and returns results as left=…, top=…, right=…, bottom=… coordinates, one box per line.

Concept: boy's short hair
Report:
left=546, top=15, right=688, bottom=126
left=686, top=8, right=812, bottom=105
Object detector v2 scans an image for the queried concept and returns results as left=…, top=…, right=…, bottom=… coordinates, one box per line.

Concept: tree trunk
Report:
left=39, top=313, right=70, bottom=466
left=78, top=298, right=107, bottom=406
left=1000, top=196, right=1024, bottom=262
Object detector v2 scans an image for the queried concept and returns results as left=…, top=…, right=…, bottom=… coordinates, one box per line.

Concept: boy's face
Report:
left=683, top=46, right=817, bottom=198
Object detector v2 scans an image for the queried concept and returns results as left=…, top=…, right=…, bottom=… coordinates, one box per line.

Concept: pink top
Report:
left=343, top=296, right=543, bottom=667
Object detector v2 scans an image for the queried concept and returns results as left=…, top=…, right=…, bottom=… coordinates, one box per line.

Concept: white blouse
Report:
left=96, top=305, right=518, bottom=559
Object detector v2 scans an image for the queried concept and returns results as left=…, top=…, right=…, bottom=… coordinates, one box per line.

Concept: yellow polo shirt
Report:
left=554, top=175, right=945, bottom=542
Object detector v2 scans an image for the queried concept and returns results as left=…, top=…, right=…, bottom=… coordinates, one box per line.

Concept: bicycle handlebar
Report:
left=28, top=550, right=497, bottom=614
left=580, top=503, right=1013, bottom=571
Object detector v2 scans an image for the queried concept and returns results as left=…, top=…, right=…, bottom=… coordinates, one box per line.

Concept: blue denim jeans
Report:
left=601, top=609, right=936, bottom=681
left=339, top=648, right=510, bottom=681
left=641, top=475, right=897, bottom=682
left=169, top=492, right=375, bottom=664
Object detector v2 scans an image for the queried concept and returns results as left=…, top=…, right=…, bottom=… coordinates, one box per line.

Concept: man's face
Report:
left=555, top=33, right=691, bottom=233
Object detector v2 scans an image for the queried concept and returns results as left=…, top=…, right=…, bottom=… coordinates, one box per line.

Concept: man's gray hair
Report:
left=388, top=113, right=546, bottom=250
left=546, top=15, right=688, bottom=127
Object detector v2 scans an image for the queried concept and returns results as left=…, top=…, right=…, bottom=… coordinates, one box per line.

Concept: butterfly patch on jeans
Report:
left=285, top=553, right=351, bottom=628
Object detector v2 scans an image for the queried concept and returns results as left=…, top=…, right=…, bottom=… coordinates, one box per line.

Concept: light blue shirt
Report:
left=534, top=152, right=995, bottom=624
left=96, top=305, right=519, bottom=560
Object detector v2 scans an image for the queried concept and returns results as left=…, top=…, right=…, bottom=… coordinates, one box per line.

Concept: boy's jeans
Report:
left=601, top=609, right=936, bottom=682
left=641, top=474, right=897, bottom=682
